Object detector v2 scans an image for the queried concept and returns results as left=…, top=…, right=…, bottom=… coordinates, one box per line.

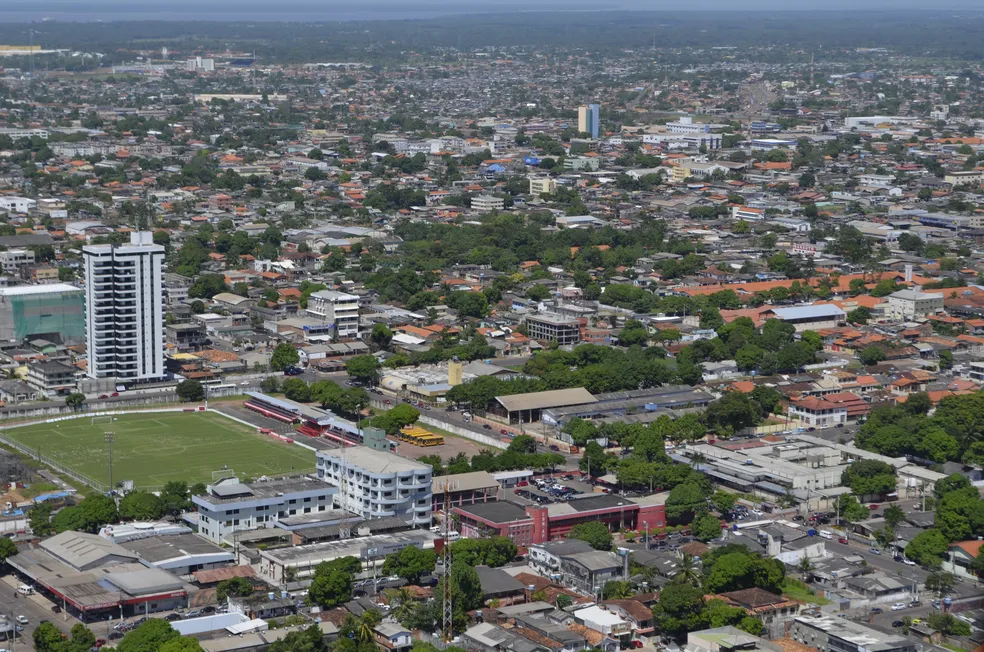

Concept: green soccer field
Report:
left=3, top=411, right=316, bottom=488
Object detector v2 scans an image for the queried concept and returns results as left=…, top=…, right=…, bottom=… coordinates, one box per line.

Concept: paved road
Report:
left=0, top=574, right=82, bottom=647
left=823, top=538, right=927, bottom=587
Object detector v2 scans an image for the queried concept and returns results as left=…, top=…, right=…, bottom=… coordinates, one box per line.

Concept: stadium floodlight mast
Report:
left=104, top=432, right=115, bottom=493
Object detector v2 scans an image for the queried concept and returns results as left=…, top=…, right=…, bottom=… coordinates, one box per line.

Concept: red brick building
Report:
left=454, top=493, right=667, bottom=547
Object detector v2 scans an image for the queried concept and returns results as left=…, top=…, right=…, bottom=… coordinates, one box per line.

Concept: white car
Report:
left=240, top=380, right=251, bottom=386
left=15, top=615, right=27, bottom=624
left=891, top=603, right=906, bottom=611
left=751, top=509, right=763, bottom=516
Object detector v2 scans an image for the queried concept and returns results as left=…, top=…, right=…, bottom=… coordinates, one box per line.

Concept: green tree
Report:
left=928, top=613, right=971, bottom=637
left=859, top=345, right=886, bottom=365
left=382, top=545, right=437, bottom=584
left=371, top=324, right=394, bottom=351
left=925, top=570, right=957, bottom=597
left=841, top=460, right=897, bottom=497
left=652, top=582, right=707, bottom=640
left=0, top=536, right=16, bottom=568
left=508, top=434, right=538, bottom=454
left=704, top=391, right=763, bottom=433
left=187, top=273, right=228, bottom=298
left=905, top=529, right=949, bottom=567
left=34, top=621, right=67, bottom=652
left=838, top=494, right=869, bottom=523
left=883, top=504, right=905, bottom=530
left=159, top=638, right=206, bottom=652
left=579, top=440, right=612, bottom=477
left=569, top=521, right=613, bottom=551
left=703, top=549, right=784, bottom=594
left=216, top=576, right=254, bottom=602
left=346, top=354, right=381, bottom=385
left=847, top=306, right=872, bottom=325
left=711, top=490, right=737, bottom=516
left=308, top=561, right=354, bottom=608
left=939, top=349, right=954, bottom=370
left=65, top=392, right=86, bottom=411
left=450, top=537, right=519, bottom=567
left=29, top=502, right=54, bottom=537
left=692, top=512, right=723, bottom=542
left=160, top=481, right=193, bottom=519
left=602, top=580, right=634, bottom=599
left=281, top=378, right=311, bottom=402
left=119, top=491, right=164, bottom=521
left=117, top=619, right=181, bottom=652
left=440, top=560, right=483, bottom=613
left=65, top=623, right=97, bottom=652
left=666, top=479, right=712, bottom=523
left=270, top=342, right=300, bottom=371
left=175, top=379, right=204, bottom=402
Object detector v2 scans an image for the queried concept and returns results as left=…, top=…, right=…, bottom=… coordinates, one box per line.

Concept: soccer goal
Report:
left=211, top=468, right=236, bottom=482
left=91, top=415, right=115, bottom=426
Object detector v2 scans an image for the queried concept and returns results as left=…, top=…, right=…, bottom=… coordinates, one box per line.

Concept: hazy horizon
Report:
left=1, top=0, right=984, bottom=22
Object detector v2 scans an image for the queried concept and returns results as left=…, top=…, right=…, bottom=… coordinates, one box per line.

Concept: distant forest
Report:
left=1, top=11, right=984, bottom=63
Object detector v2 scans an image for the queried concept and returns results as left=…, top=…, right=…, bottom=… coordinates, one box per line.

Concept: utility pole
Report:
left=105, top=432, right=115, bottom=493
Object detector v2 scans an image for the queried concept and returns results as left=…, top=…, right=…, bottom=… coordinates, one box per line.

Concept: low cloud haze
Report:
left=2, top=0, right=983, bottom=21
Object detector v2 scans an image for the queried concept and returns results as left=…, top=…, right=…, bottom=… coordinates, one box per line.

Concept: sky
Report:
left=1, top=0, right=983, bottom=21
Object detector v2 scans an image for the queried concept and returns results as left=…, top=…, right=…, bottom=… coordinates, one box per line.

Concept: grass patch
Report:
left=782, top=578, right=832, bottom=605
left=5, top=411, right=316, bottom=488
left=940, top=644, right=968, bottom=652
left=19, top=481, right=60, bottom=499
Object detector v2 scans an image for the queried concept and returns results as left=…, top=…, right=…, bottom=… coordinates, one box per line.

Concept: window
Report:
left=304, top=497, right=311, bottom=503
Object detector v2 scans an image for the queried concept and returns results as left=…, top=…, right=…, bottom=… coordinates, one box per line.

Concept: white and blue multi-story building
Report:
left=317, top=446, right=432, bottom=527
left=192, top=477, right=337, bottom=544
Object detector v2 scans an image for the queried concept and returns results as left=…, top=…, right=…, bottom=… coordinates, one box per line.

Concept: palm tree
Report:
left=386, top=587, right=415, bottom=624
left=689, top=452, right=707, bottom=469
left=358, top=609, right=382, bottom=643
left=797, top=556, right=814, bottom=580
left=779, top=489, right=798, bottom=509
left=674, top=552, right=702, bottom=588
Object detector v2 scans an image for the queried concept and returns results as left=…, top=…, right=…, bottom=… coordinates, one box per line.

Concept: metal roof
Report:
left=771, top=304, right=846, bottom=320
left=495, top=387, right=596, bottom=413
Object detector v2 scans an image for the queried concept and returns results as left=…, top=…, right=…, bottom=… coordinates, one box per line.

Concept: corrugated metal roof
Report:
left=495, top=387, right=596, bottom=412
left=772, top=304, right=846, bottom=320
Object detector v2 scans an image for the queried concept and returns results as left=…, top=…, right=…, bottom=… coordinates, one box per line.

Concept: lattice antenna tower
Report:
left=440, top=479, right=460, bottom=642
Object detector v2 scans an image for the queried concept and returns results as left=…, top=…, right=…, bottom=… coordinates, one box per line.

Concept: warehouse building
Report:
left=541, top=386, right=714, bottom=427
left=887, top=289, right=944, bottom=320
left=790, top=615, right=915, bottom=652
left=487, top=387, right=597, bottom=426
left=8, top=531, right=189, bottom=620
left=770, top=305, right=846, bottom=332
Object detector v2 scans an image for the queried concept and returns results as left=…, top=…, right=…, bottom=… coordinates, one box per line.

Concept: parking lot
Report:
left=510, top=475, right=587, bottom=505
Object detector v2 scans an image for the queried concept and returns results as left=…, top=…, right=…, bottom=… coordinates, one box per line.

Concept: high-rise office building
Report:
left=83, top=232, right=165, bottom=381
left=577, top=103, right=600, bottom=139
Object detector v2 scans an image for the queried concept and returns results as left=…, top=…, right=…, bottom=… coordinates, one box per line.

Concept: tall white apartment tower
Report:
left=83, top=232, right=166, bottom=381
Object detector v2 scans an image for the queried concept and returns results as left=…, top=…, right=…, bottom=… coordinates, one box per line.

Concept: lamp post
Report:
left=104, top=432, right=115, bottom=494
